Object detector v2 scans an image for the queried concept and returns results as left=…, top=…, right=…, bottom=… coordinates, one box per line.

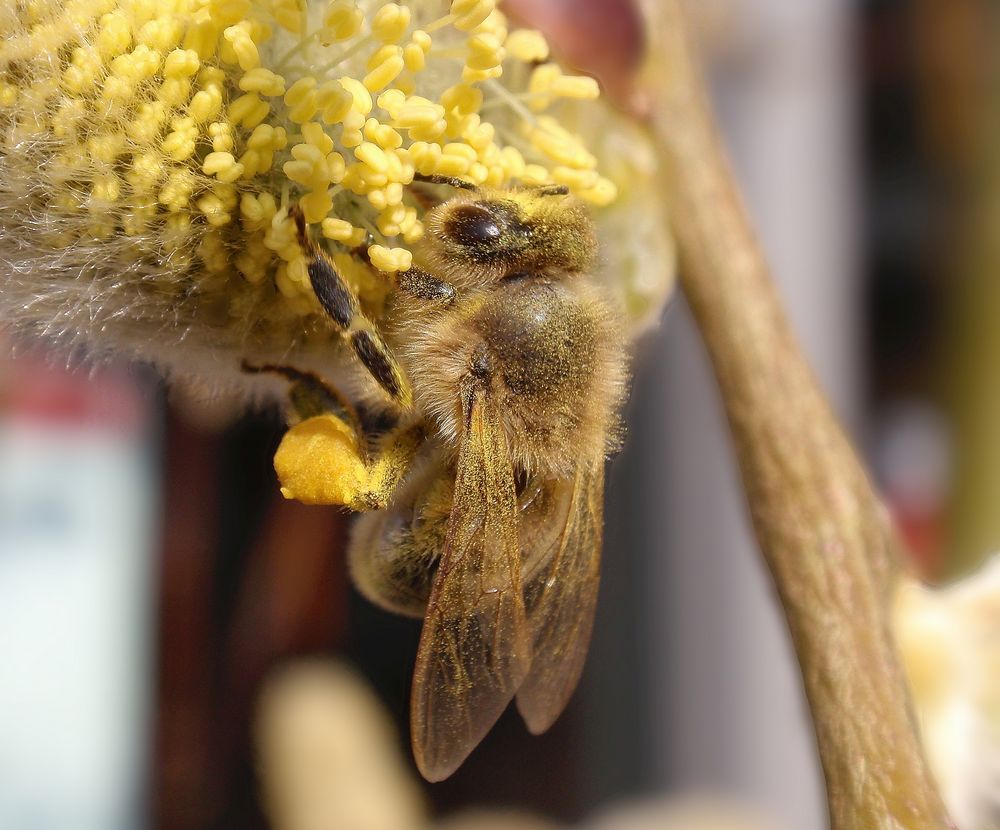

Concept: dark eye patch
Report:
left=444, top=203, right=503, bottom=247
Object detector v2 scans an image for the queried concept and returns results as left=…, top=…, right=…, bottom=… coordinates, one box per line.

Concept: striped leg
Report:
left=290, top=206, right=412, bottom=408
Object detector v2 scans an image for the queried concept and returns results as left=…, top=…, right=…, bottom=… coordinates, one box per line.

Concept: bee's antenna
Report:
left=411, top=173, right=478, bottom=191
left=536, top=184, right=569, bottom=197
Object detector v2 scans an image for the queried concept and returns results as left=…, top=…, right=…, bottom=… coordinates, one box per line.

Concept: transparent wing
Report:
left=411, top=387, right=531, bottom=782
left=516, top=458, right=605, bottom=734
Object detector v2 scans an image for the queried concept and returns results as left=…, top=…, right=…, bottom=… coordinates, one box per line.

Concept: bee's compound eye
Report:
left=444, top=203, right=503, bottom=248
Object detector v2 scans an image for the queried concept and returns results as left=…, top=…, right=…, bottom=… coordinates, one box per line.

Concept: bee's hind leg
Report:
left=242, top=361, right=362, bottom=431
left=244, top=362, right=426, bottom=512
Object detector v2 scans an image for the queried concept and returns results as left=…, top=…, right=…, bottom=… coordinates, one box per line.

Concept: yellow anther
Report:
left=466, top=32, right=505, bottom=72
left=161, top=118, right=199, bottom=161
left=506, top=29, right=549, bottom=63
left=206, top=0, right=252, bottom=27
left=442, top=142, right=477, bottom=163
left=451, top=0, right=495, bottom=32
left=321, top=217, right=360, bottom=243
left=272, top=0, right=303, bottom=34
left=199, top=66, right=227, bottom=87
left=283, top=144, right=328, bottom=187
left=183, top=17, right=220, bottom=60
left=434, top=153, right=471, bottom=178
left=403, top=220, right=425, bottom=244
left=363, top=119, right=403, bottom=150
left=317, top=80, right=353, bottom=123
left=199, top=230, right=231, bottom=273
left=372, top=3, right=410, bottom=43
left=339, top=77, right=374, bottom=115
left=300, top=190, right=333, bottom=224
left=203, top=151, right=244, bottom=183
left=127, top=101, right=167, bottom=143
left=462, top=65, right=503, bottom=84
left=97, top=12, right=132, bottom=59
left=376, top=89, right=405, bottom=117
left=528, top=63, right=560, bottom=110
left=223, top=24, right=260, bottom=70
left=322, top=0, right=363, bottom=43
left=393, top=97, right=446, bottom=134
left=403, top=42, right=426, bottom=73
left=163, top=48, right=200, bottom=78
left=552, top=74, right=600, bottom=101
left=189, top=87, right=222, bottom=121
left=229, top=92, right=270, bottom=128
left=111, top=46, right=163, bottom=81
left=368, top=244, right=412, bottom=273
left=366, top=188, right=388, bottom=210
left=354, top=141, right=390, bottom=174
left=137, top=18, right=184, bottom=52
left=240, top=193, right=280, bottom=233
left=363, top=53, right=405, bottom=92
left=468, top=162, right=489, bottom=184
left=411, top=29, right=432, bottom=53
left=247, top=123, right=277, bottom=149
left=197, top=193, right=232, bottom=226
left=441, top=83, right=482, bottom=115
left=529, top=123, right=594, bottom=168
left=285, top=76, right=318, bottom=120
left=237, top=149, right=263, bottom=178
left=328, top=152, right=347, bottom=182
left=341, top=108, right=365, bottom=147
left=240, top=67, right=286, bottom=96
left=301, top=122, right=335, bottom=155
left=376, top=204, right=407, bottom=237
left=158, top=77, right=193, bottom=107
left=209, top=121, right=234, bottom=152
left=463, top=119, right=495, bottom=151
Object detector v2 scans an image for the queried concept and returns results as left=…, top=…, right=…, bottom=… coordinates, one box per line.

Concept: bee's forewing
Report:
left=515, top=459, right=605, bottom=734
left=411, top=387, right=531, bottom=782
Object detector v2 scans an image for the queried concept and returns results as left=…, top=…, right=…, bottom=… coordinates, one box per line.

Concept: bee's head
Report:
left=422, top=186, right=597, bottom=284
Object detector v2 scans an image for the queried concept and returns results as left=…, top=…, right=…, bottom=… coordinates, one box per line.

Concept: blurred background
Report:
left=2, top=0, right=999, bottom=828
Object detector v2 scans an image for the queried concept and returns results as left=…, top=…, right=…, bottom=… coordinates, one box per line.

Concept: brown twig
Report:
left=641, top=2, right=954, bottom=828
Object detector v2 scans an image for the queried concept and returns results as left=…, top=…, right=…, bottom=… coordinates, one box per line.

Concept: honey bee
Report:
left=267, top=177, right=629, bottom=782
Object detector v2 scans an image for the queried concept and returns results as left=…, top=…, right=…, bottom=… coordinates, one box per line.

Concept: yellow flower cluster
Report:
left=1, top=0, right=616, bottom=321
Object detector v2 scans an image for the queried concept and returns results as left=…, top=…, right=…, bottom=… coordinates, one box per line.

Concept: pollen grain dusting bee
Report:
left=264, top=177, right=629, bottom=782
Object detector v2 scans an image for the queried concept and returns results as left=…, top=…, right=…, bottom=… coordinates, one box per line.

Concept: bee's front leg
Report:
left=396, top=266, right=456, bottom=304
